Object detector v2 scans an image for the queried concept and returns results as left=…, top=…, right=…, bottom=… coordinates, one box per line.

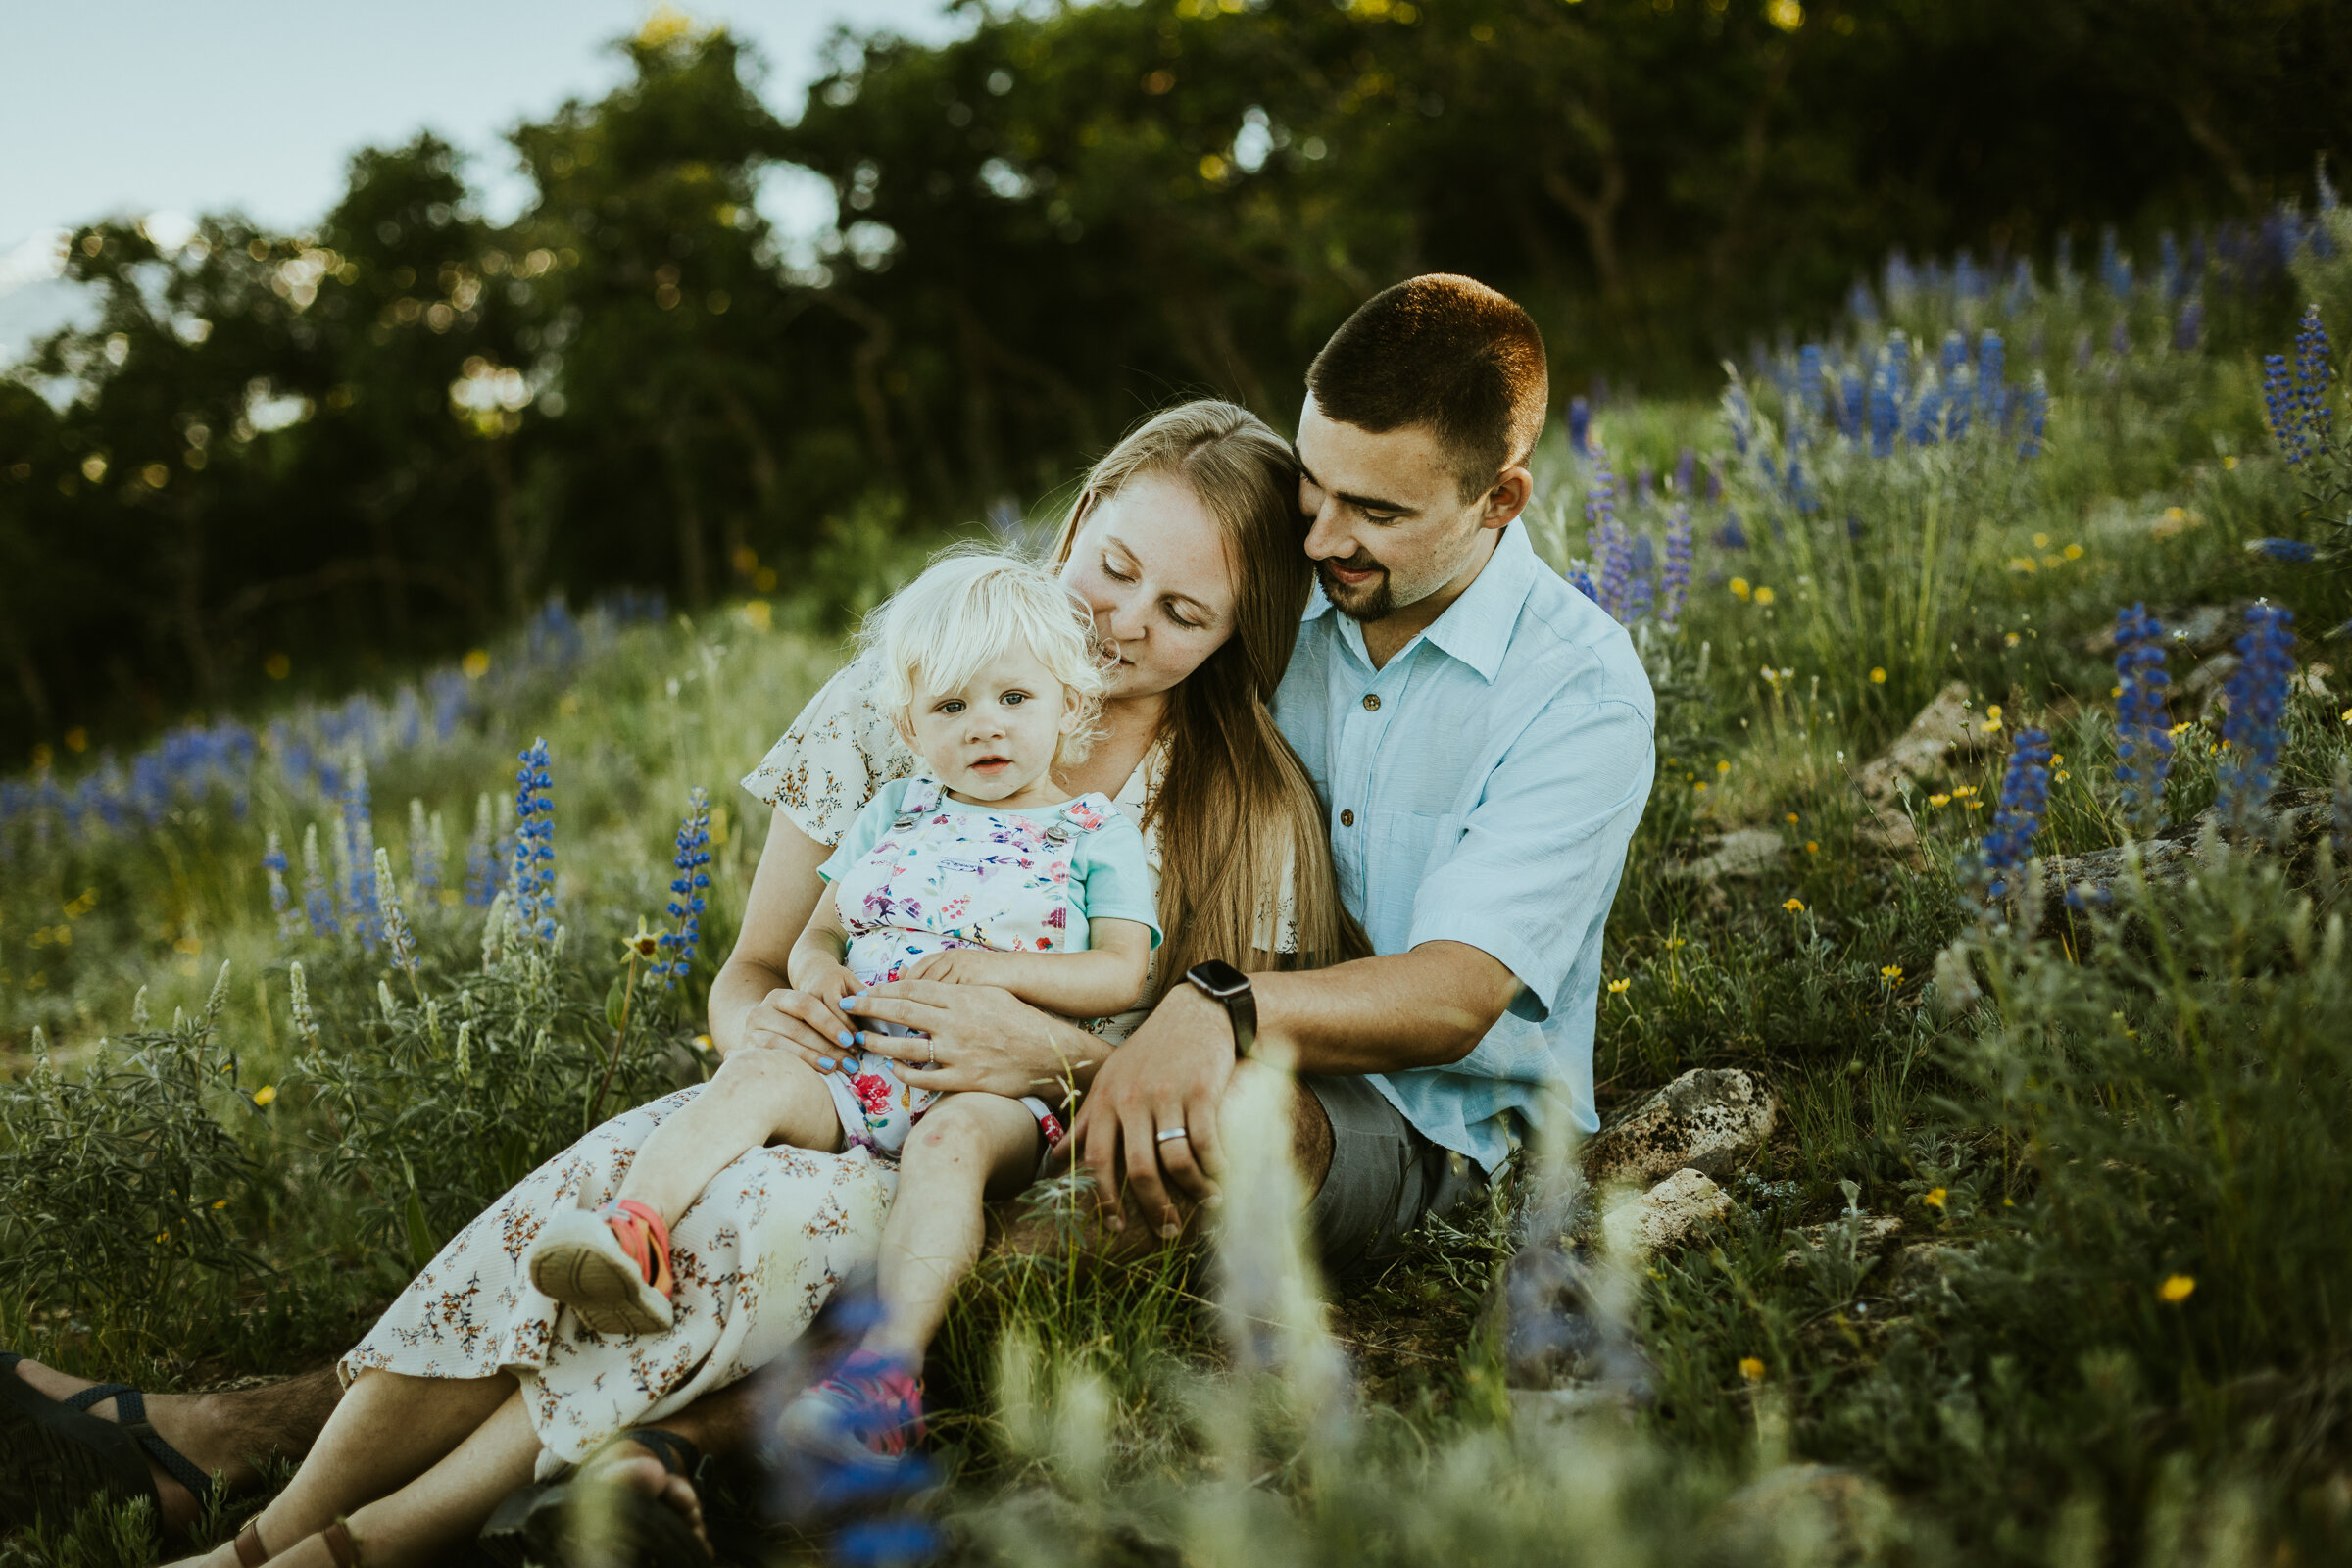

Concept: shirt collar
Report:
left=1303, top=520, right=1541, bottom=684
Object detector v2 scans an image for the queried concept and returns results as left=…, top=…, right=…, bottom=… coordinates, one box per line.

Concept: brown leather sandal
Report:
left=321, top=1517, right=362, bottom=1566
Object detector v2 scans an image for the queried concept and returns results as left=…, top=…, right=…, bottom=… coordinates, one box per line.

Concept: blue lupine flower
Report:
left=1977, top=330, right=2004, bottom=422
left=1944, top=368, right=1974, bottom=441
left=1716, top=511, right=1747, bottom=550
left=342, top=757, right=380, bottom=954
left=657, top=787, right=713, bottom=990
left=2295, top=304, right=2335, bottom=450
left=1846, top=279, right=1878, bottom=323
left=1907, top=376, right=1946, bottom=446
left=1867, top=370, right=1898, bottom=458
left=1566, top=396, right=1592, bottom=456
left=1797, top=343, right=1824, bottom=424
left=1838, top=369, right=1865, bottom=440
left=2174, top=296, right=2204, bottom=353
left=1726, top=387, right=1753, bottom=457
left=2111, top=604, right=2174, bottom=834
left=1883, top=332, right=1910, bottom=402
left=1939, top=329, right=1968, bottom=382
left=263, top=830, right=302, bottom=943
left=1704, top=466, right=1723, bottom=504
left=2263, top=353, right=2303, bottom=462
left=2002, top=257, right=2034, bottom=316
left=2218, top=603, right=2295, bottom=828
left=302, top=823, right=338, bottom=937
left=2246, top=537, right=2317, bottom=563
left=511, top=738, right=557, bottom=941
left=2098, top=226, right=2132, bottom=296
left=1660, top=504, right=1693, bottom=630
left=2016, top=375, right=2049, bottom=458
left=2159, top=230, right=2183, bottom=299
left=1981, top=727, right=2054, bottom=902
left=464, top=793, right=500, bottom=906
left=1673, top=447, right=1695, bottom=496
left=378, top=848, right=419, bottom=978
left=1569, top=567, right=1599, bottom=603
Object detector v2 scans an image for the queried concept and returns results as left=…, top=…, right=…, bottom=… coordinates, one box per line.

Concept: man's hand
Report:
left=902, top=949, right=1006, bottom=988
left=1059, top=986, right=1238, bottom=1238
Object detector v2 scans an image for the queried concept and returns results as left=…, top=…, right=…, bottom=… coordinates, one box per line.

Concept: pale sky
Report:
left=0, top=0, right=971, bottom=351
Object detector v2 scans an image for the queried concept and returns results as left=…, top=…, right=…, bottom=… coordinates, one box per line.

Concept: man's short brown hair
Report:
left=1305, top=273, right=1549, bottom=502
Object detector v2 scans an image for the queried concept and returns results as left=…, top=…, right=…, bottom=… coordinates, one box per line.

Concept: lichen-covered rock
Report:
left=1669, top=828, right=1787, bottom=884
left=1601, top=1168, right=1732, bottom=1260
left=1583, top=1068, right=1778, bottom=1188
left=1853, top=680, right=1995, bottom=853
left=1705, top=1464, right=1900, bottom=1567
left=1780, top=1214, right=1903, bottom=1273
left=2031, top=787, right=2336, bottom=942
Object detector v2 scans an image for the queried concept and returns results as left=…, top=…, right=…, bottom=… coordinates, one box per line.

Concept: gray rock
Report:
left=1583, top=1067, right=1779, bottom=1188
left=1601, top=1168, right=1732, bottom=1260
left=1706, top=1464, right=1901, bottom=1567
left=1671, top=827, right=1788, bottom=883
left=1780, top=1214, right=1903, bottom=1274
left=1886, top=1241, right=1968, bottom=1303
left=1853, top=680, right=1997, bottom=854
left=2032, top=787, right=2338, bottom=941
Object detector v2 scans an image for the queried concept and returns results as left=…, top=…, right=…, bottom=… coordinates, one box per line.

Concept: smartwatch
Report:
left=1183, top=959, right=1256, bottom=1059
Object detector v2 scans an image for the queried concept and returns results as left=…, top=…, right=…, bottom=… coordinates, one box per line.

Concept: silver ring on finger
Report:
left=926, top=1040, right=938, bottom=1069
left=1155, top=1126, right=1190, bottom=1144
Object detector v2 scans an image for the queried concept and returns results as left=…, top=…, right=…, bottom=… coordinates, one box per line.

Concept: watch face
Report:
left=1185, top=959, right=1250, bottom=998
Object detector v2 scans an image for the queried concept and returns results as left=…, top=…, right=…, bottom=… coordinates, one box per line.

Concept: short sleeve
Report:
left=1074, top=813, right=1162, bottom=948
left=1404, top=697, right=1654, bottom=1021
left=817, top=779, right=917, bottom=884
left=739, top=653, right=917, bottom=848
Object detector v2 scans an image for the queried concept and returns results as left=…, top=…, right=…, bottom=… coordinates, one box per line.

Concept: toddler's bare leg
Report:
left=613, top=1051, right=845, bottom=1226
left=863, top=1094, right=1044, bottom=1366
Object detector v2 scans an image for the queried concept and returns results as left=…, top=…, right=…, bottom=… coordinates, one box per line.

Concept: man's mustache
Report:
left=1320, top=552, right=1386, bottom=578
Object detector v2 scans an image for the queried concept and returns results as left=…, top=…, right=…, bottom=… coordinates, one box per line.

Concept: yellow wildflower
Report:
left=1804, top=841, right=1818, bottom=854
left=1717, top=760, right=1731, bottom=773
left=620, top=919, right=664, bottom=962
left=1952, top=785, right=1978, bottom=798
left=1754, top=586, right=1777, bottom=606
left=1869, top=667, right=1886, bottom=684
left=1730, top=577, right=1752, bottom=600
left=2033, top=532, right=2050, bottom=549
left=1922, top=1188, right=1947, bottom=1210
left=1928, top=793, right=1950, bottom=807
left=462, top=649, right=491, bottom=679
left=2005, top=632, right=2021, bottom=648
left=2064, top=543, right=2084, bottom=560
left=212, top=1199, right=229, bottom=1209
left=2159, top=1274, right=2196, bottom=1303
left=1786, top=812, right=1799, bottom=824
left=1782, top=898, right=1805, bottom=913
left=252, top=1085, right=277, bottom=1107
left=1880, top=964, right=1903, bottom=983
left=1739, top=1356, right=1766, bottom=1383
left=1607, top=978, right=1632, bottom=995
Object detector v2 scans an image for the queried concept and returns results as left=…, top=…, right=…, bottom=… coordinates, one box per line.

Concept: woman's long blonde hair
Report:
left=1050, top=400, right=1369, bottom=994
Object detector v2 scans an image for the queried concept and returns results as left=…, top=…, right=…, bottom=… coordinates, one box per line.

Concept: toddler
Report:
left=526, top=552, right=1156, bottom=1453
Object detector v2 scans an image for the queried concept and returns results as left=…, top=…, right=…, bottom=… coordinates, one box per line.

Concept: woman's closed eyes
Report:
left=1102, top=554, right=1207, bottom=631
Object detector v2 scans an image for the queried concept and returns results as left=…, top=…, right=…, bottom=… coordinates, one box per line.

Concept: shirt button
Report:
left=1340, top=809, right=1355, bottom=827
left=1361, top=693, right=1381, bottom=711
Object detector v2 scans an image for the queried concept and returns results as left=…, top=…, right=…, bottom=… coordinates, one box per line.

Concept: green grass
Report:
left=8, top=267, right=2352, bottom=1566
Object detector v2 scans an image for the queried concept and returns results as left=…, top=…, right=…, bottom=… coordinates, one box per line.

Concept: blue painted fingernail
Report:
left=817, top=1056, right=836, bottom=1070
left=836, top=1031, right=855, bottom=1047
left=854, top=1031, right=868, bottom=1045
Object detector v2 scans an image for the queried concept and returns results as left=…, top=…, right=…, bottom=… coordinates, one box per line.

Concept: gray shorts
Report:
left=1301, top=1074, right=1488, bottom=1276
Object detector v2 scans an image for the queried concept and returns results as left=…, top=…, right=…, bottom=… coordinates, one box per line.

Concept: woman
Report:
left=136, top=401, right=1352, bottom=1567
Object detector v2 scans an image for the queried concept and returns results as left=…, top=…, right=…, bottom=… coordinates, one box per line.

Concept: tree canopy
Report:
left=3, top=0, right=2341, bottom=760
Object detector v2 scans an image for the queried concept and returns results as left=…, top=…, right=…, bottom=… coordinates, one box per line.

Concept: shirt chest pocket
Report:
left=1365, top=808, right=1462, bottom=890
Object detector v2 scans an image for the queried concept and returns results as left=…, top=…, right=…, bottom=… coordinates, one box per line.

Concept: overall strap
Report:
left=892, top=775, right=945, bottom=827
left=1044, top=793, right=1116, bottom=844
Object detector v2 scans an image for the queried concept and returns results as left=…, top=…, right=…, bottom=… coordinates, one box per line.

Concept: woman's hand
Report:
left=739, top=986, right=861, bottom=1073
left=844, top=980, right=1101, bottom=1102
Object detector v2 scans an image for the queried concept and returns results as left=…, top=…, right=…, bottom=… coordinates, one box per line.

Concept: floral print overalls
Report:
left=822, top=776, right=1118, bottom=1155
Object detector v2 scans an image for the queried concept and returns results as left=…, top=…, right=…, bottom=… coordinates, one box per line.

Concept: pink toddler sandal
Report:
left=526, top=1200, right=677, bottom=1335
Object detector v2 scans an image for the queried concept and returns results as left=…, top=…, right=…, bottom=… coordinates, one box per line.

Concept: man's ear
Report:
left=1482, top=466, right=1535, bottom=530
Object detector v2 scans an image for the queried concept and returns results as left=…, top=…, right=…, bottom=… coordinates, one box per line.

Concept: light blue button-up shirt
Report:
left=1272, top=520, right=1655, bottom=1172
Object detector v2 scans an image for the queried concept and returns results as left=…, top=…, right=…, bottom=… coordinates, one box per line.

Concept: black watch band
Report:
left=1182, top=959, right=1256, bottom=1058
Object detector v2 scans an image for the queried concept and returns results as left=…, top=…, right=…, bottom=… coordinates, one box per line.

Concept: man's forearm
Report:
left=1246, top=941, right=1519, bottom=1075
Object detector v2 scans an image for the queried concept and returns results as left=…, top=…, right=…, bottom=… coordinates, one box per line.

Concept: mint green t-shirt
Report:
left=818, top=775, right=1161, bottom=950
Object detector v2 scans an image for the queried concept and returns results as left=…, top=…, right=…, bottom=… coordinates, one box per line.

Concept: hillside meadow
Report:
left=7, top=216, right=2352, bottom=1564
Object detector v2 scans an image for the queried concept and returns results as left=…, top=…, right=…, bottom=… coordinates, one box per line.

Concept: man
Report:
left=1068, top=272, right=1655, bottom=1267
left=3, top=274, right=1651, bottom=1546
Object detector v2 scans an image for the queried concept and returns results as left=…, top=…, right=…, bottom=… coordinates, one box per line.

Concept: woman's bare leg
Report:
left=162, top=1369, right=514, bottom=1567
left=863, top=1094, right=1044, bottom=1366
left=613, top=1050, right=845, bottom=1225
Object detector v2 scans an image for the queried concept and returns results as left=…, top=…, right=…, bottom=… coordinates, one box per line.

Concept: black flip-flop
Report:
left=477, top=1426, right=711, bottom=1567
left=0, top=1349, right=219, bottom=1534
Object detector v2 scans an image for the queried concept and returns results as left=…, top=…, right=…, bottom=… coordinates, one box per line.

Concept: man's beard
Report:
left=1317, top=555, right=1395, bottom=622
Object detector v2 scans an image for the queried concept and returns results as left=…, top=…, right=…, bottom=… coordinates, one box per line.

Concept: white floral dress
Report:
left=342, top=654, right=1272, bottom=1473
